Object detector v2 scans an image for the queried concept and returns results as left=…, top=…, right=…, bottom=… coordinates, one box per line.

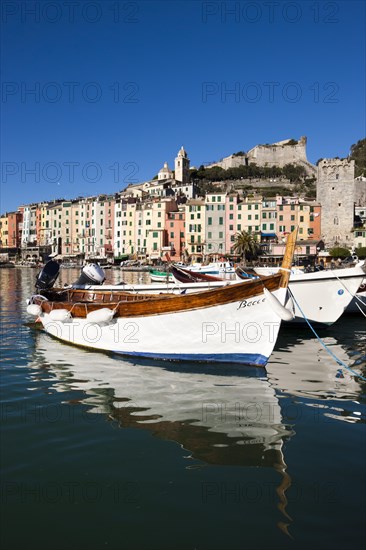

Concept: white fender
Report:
left=263, top=287, right=294, bottom=321
left=86, top=308, right=115, bottom=324
left=49, top=309, right=72, bottom=322
left=27, top=304, right=43, bottom=316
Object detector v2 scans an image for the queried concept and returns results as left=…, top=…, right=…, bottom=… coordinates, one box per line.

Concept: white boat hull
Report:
left=253, top=264, right=365, bottom=325
left=38, top=287, right=287, bottom=366
left=287, top=268, right=365, bottom=324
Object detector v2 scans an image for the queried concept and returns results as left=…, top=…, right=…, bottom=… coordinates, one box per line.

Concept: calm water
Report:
left=1, top=268, right=365, bottom=550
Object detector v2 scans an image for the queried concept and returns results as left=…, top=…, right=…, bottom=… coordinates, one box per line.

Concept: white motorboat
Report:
left=250, top=262, right=366, bottom=325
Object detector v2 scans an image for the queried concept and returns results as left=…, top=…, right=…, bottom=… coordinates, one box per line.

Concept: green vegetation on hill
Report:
left=350, top=138, right=366, bottom=177
left=190, top=163, right=307, bottom=183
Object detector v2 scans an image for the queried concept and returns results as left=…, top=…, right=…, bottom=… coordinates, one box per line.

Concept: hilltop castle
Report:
left=207, top=136, right=317, bottom=177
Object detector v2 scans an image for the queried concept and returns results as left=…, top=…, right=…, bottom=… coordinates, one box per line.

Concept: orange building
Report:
left=165, top=208, right=185, bottom=261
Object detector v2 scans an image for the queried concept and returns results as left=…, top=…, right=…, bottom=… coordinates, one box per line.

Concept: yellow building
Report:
left=0, top=214, right=9, bottom=248
left=185, top=199, right=206, bottom=259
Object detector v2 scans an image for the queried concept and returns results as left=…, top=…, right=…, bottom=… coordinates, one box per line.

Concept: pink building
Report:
left=165, top=208, right=185, bottom=261
left=104, top=196, right=115, bottom=259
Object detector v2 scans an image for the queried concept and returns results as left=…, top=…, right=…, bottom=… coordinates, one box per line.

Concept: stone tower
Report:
left=317, top=158, right=355, bottom=247
left=175, top=146, right=190, bottom=184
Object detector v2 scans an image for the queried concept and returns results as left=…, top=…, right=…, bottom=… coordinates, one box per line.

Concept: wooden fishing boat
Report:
left=171, top=266, right=224, bottom=284
left=26, top=230, right=298, bottom=365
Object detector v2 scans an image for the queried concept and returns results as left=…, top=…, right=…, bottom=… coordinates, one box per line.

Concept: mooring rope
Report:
left=333, top=272, right=366, bottom=316
left=288, top=288, right=366, bottom=382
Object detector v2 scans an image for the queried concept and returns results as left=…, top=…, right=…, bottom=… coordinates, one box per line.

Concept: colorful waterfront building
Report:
left=205, top=192, right=226, bottom=258
left=184, top=198, right=206, bottom=260
left=165, top=207, right=185, bottom=261
left=225, top=194, right=262, bottom=255
left=0, top=214, right=9, bottom=249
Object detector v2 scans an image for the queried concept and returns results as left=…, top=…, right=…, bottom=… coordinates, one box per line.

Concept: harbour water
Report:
left=1, top=268, right=365, bottom=550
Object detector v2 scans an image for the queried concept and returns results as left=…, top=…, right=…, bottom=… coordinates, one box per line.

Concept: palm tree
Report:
left=232, top=230, right=259, bottom=266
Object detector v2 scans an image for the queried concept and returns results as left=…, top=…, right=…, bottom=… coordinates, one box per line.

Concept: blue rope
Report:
left=288, top=288, right=366, bottom=382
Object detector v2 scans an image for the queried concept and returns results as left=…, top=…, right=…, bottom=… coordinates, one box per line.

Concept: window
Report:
left=229, top=214, right=233, bottom=220
left=219, top=232, right=223, bottom=238
left=270, top=224, right=274, bottom=230
left=219, top=217, right=223, bottom=225
left=248, top=215, right=252, bottom=220
left=263, top=212, right=267, bottom=219
left=300, top=216, right=304, bottom=222
left=229, top=225, right=233, bottom=231
left=263, top=223, right=267, bottom=230
left=170, top=232, right=174, bottom=238
left=153, top=232, right=158, bottom=238
left=291, top=215, right=295, bottom=221
left=237, top=224, right=241, bottom=230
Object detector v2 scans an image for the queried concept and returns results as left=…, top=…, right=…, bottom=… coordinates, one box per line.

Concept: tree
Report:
left=350, top=138, right=366, bottom=177
left=329, top=247, right=350, bottom=259
left=355, top=247, right=366, bottom=259
left=232, top=231, right=259, bottom=265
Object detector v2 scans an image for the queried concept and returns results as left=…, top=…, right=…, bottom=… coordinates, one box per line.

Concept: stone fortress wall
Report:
left=207, top=136, right=317, bottom=177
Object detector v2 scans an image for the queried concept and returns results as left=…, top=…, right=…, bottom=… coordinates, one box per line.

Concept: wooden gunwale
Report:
left=35, top=274, right=282, bottom=318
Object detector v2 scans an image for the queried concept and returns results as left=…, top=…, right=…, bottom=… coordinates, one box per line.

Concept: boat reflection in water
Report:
left=267, top=325, right=365, bottom=414
left=28, top=324, right=365, bottom=537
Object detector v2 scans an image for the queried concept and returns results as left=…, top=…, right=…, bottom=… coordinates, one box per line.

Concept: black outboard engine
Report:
left=35, top=260, right=60, bottom=290
left=72, top=263, right=106, bottom=286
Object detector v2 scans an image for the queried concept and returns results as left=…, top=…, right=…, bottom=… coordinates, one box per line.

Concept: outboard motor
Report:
left=35, top=260, right=60, bottom=290
left=72, top=263, right=106, bottom=286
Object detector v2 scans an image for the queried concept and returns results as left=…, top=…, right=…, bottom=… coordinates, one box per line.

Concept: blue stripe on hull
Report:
left=113, top=351, right=268, bottom=366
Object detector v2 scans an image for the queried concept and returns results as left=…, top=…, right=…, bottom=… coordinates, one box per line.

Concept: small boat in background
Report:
left=171, top=266, right=224, bottom=284
left=149, top=269, right=174, bottom=283
left=188, top=261, right=235, bottom=275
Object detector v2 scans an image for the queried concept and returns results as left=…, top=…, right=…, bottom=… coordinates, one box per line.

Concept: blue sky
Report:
left=1, top=0, right=365, bottom=212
